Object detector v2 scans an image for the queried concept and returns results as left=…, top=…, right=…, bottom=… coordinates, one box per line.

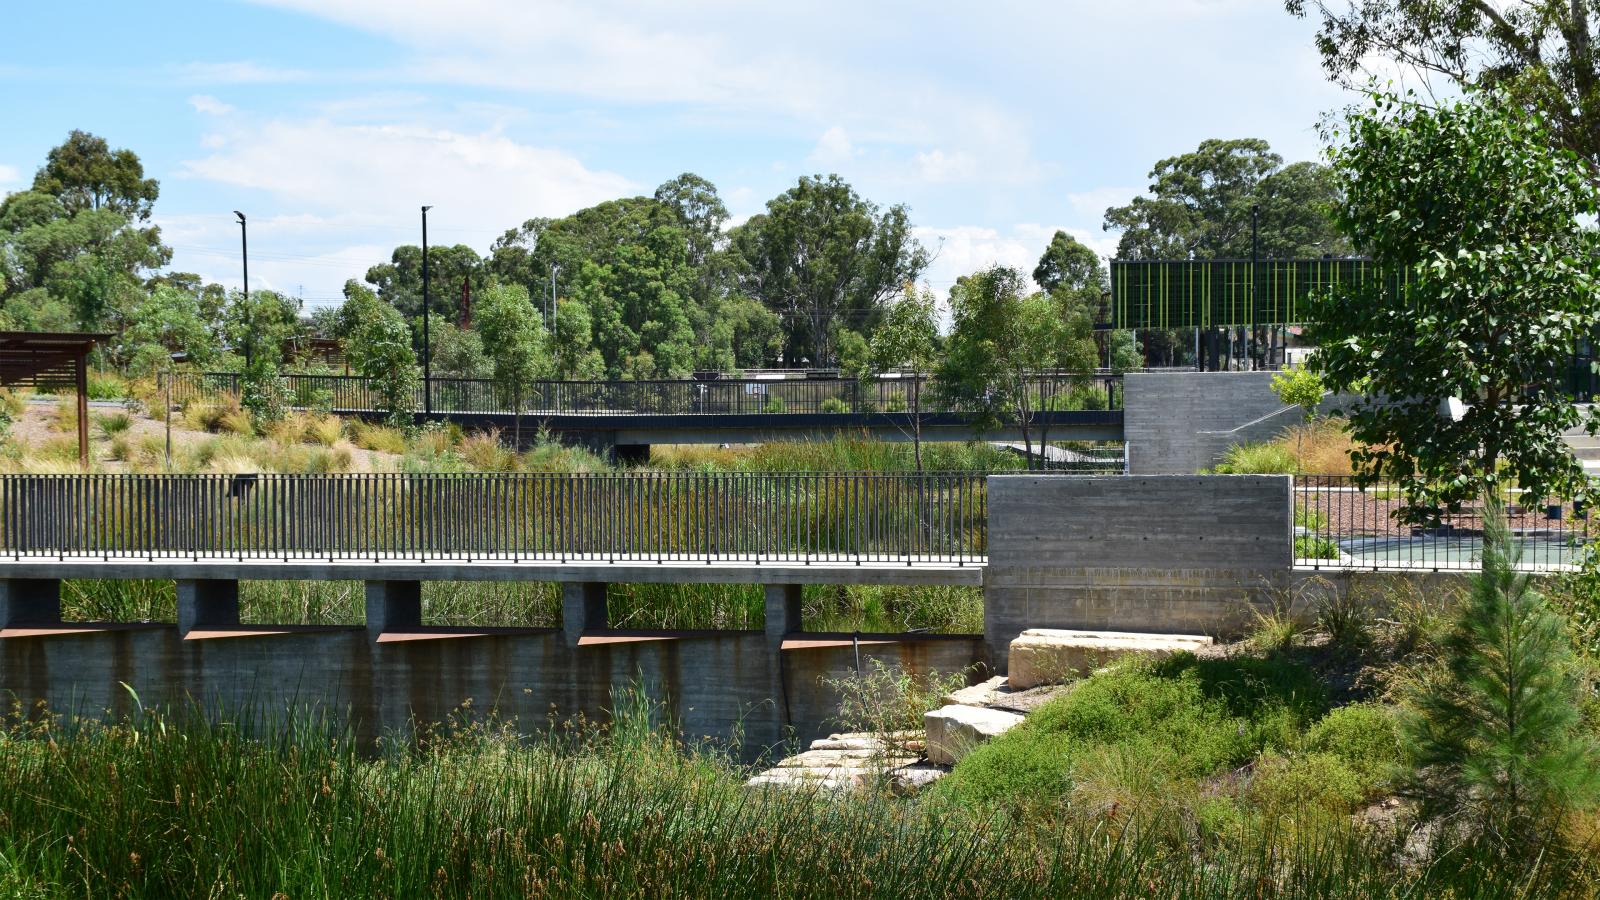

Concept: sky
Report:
left=0, top=0, right=1359, bottom=312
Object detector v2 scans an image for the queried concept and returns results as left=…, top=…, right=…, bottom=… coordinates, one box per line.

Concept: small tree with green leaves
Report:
left=223, top=288, right=300, bottom=425
left=1271, top=363, right=1326, bottom=473
left=1310, top=90, right=1600, bottom=521
left=475, top=283, right=550, bottom=448
left=339, top=282, right=420, bottom=429
left=937, top=266, right=1097, bottom=467
left=1400, top=505, right=1600, bottom=851
left=869, top=285, right=940, bottom=471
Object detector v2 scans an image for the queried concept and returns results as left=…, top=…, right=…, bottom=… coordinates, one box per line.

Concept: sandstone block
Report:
left=924, top=704, right=1025, bottom=765
left=1007, top=628, right=1212, bottom=690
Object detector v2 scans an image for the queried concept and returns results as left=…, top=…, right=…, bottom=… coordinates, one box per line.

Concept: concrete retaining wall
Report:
left=984, top=474, right=1292, bottom=667
left=1124, top=372, right=1298, bottom=474
left=0, top=624, right=980, bottom=759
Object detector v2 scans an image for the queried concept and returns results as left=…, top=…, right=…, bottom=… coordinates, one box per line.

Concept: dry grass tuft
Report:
left=1281, top=419, right=1358, bottom=476
left=349, top=420, right=407, bottom=454
left=461, top=430, right=517, bottom=471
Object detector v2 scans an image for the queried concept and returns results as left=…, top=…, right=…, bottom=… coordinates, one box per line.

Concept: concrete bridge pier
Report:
left=176, top=579, right=240, bottom=637
left=0, top=578, right=61, bottom=628
left=365, top=580, right=422, bottom=640
left=562, top=582, right=608, bottom=646
left=764, top=584, right=802, bottom=650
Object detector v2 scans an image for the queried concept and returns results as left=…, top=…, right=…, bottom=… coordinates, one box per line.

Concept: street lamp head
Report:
left=422, top=205, right=433, bottom=213
left=233, top=211, right=246, bottom=223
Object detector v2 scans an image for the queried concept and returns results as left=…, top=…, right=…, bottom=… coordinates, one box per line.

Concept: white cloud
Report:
left=807, top=126, right=856, bottom=167
left=173, top=61, right=314, bottom=84
left=188, top=94, right=235, bottom=116
left=912, top=149, right=977, bottom=184
left=0, top=164, right=19, bottom=188
left=1065, top=187, right=1139, bottom=223
left=244, top=0, right=1048, bottom=189
left=168, top=114, right=636, bottom=301
left=914, top=224, right=1119, bottom=294
left=181, top=118, right=635, bottom=227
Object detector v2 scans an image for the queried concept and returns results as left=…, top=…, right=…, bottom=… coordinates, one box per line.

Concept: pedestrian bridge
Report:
left=161, top=372, right=1126, bottom=453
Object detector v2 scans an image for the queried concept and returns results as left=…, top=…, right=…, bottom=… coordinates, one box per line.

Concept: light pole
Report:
left=421, top=205, right=433, bottom=415
left=548, top=262, right=561, bottom=341
left=234, top=211, right=249, bottom=367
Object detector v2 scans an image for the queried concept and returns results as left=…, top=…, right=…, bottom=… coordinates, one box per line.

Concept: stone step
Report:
left=924, top=704, right=1025, bottom=765
left=1006, top=628, right=1212, bottom=690
left=941, top=674, right=1014, bottom=708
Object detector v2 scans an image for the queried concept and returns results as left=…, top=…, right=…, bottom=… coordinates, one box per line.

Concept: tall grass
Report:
left=54, top=579, right=976, bottom=633
left=651, top=436, right=1038, bottom=473
left=0, top=695, right=1589, bottom=897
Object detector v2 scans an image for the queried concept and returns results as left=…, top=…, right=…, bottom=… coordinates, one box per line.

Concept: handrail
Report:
left=159, top=371, right=1123, bottom=417
left=0, top=471, right=991, bottom=565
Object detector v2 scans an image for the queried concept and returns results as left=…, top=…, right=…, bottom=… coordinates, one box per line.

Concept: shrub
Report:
left=821, top=658, right=970, bottom=759
left=1304, top=703, right=1401, bottom=790
left=1250, top=599, right=1302, bottom=652
left=0, top=387, right=27, bottom=420
left=1316, top=589, right=1372, bottom=651
left=762, top=396, right=787, bottom=414
left=1248, top=752, right=1367, bottom=819
left=819, top=397, right=850, bottom=414
left=85, top=369, right=129, bottom=400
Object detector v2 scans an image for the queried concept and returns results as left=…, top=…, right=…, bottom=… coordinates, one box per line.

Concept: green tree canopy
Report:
left=339, top=281, right=420, bottom=427
left=1288, top=0, right=1600, bottom=172
left=1033, top=230, right=1103, bottom=294
left=224, top=289, right=301, bottom=371
left=937, top=266, right=1099, bottom=464
left=870, top=284, right=941, bottom=469
left=31, top=130, right=160, bottom=221
left=119, top=283, right=221, bottom=376
left=730, top=175, right=928, bottom=367
left=1309, top=90, right=1600, bottom=517
left=1104, top=138, right=1349, bottom=259
left=475, top=283, right=550, bottom=444
left=365, top=243, right=486, bottom=326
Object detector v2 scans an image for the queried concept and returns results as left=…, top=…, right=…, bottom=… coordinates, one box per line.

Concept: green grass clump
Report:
left=1209, top=441, right=1298, bottom=474
left=1295, top=535, right=1342, bottom=560
left=934, top=653, right=1327, bottom=810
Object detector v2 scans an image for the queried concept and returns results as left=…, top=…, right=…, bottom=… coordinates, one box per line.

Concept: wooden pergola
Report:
left=0, top=331, right=110, bottom=467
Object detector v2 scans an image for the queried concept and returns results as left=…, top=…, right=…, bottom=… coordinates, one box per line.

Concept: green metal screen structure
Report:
left=1110, top=258, right=1409, bottom=329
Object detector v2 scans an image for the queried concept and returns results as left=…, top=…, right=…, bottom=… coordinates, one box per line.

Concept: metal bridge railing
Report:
left=160, top=372, right=1122, bottom=417
left=0, top=472, right=990, bottom=565
left=1293, top=474, right=1592, bottom=572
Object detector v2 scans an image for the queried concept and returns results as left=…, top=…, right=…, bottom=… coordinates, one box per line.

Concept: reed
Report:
left=0, top=695, right=1587, bottom=897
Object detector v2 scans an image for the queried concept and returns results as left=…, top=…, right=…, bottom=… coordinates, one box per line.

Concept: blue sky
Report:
left=1, top=0, right=1358, bottom=311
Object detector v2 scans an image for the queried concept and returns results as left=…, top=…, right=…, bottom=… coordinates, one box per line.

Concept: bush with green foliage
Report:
left=1400, top=504, right=1600, bottom=849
